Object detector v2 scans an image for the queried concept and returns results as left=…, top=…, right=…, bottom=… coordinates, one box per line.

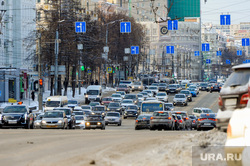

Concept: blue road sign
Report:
left=206, top=59, right=211, bottom=64
left=168, top=20, right=178, bottom=30
left=247, top=59, right=250, bottom=63
left=237, top=50, right=242, bottom=56
left=166, top=46, right=174, bottom=54
left=220, top=15, right=231, bottom=25
left=75, top=22, right=86, bottom=33
left=216, top=51, right=222, bottom=56
left=226, top=59, right=231, bottom=64
left=131, top=46, right=139, bottom=54
left=194, top=51, right=200, bottom=56
left=242, top=38, right=250, bottom=46
left=120, top=22, right=131, bottom=33
left=87, top=68, right=91, bottom=73
left=202, top=43, right=210, bottom=52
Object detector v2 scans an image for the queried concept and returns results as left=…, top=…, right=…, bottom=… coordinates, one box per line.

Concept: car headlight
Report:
left=58, top=120, right=63, bottom=124
left=97, top=122, right=101, bottom=125
left=42, top=120, right=46, bottom=124
left=132, top=86, right=134, bottom=88
left=80, top=121, right=85, bottom=124
left=86, top=122, right=90, bottom=126
left=35, top=122, right=40, bottom=125
left=107, top=108, right=110, bottom=111
left=85, top=95, right=88, bottom=98
left=102, top=112, right=105, bottom=115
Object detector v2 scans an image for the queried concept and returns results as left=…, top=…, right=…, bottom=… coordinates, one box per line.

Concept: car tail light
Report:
left=193, top=120, right=195, bottom=123
left=136, top=120, right=138, bottom=123
left=218, top=96, right=223, bottom=106
left=211, top=87, right=213, bottom=89
left=143, top=118, right=146, bottom=120
left=206, top=114, right=210, bottom=116
left=179, top=120, right=183, bottom=123
left=175, top=120, right=177, bottom=122
left=185, top=117, right=189, bottom=120
left=208, top=118, right=217, bottom=121
left=150, top=117, right=153, bottom=120
left=198, top=118, right=206, bottom=121
left=227, top=123, right=232, bottom=138
left=240, top=93, right=249, bottom=105
left=168, top=117, right=171, bottom=120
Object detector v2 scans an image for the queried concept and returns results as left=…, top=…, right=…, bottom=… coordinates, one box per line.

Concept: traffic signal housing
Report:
left=81, top=66, right=85, bottom=71
left=39, top=79, right=43, bottom=86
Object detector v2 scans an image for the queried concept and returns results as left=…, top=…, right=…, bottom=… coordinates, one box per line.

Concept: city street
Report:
left=0, top=91, right=221, bottom=166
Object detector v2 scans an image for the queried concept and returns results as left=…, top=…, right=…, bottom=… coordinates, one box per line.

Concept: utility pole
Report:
left=38, top=32, right=43, bottom=111
left=54, top=30, right=59, bottom=95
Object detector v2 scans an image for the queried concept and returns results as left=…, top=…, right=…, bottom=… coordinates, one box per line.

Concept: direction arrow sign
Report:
left=202, top=43, right=210, bottom=52
left=216, top=51, right=222, bottom=56
left=206, top=59, right=211, bottom=64
left=75, top=22, right=86, bottom=33
left=120, top=22, right=131, bottom=33
left=131, top=46, right=139, bottom=54
left=226, top=59, right=231, bottom=64
left=242, top=38, right=250, bottom=46
left=166, top=46, right=174, bottom=54
left=237, top=50, right=242, bottom=56
left=220, top=15, right=231, bottom=25
left=194, top=51, right=200, bottom=56
left=168, top=20, right=178, bottom=30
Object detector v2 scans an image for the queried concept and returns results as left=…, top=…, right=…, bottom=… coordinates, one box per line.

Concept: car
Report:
left=124, top=94, right=138, bottom=104
left=101, top=97, right=113, bottom=106
left=0, top=105, right=35, bottom=129
left=181, top=84, right=186, bottom=90
left=143, top=90, right=154, bottom=97
left=40, top=111, right=68, bottom=129
left=145, top=97, right=157, bottom=101
left=197, top=113, right=217, bottom=131
left=124, top=105, right=139, bottom=119
left=82, top=110, right=93, bottom=116
left=53, top=107, right=76, bottom=129
left=73, top=110, right=84, bottom=116
left=137, top=94, right=144, bottom=101
left=75, top=115, right=86, bottom=129
left=34, top=113, right=44, bottom=129
left=89, top=102, right=100, bottom=107
left=151, top=83, right=159, bottom=86
left=199, top=82, right=210, bottom=91
left=139, top=92, right=149, bottom=100
left=189, top=85, right=199, bottom=94
left=217, top=64, right=250, bottom=132
left=111, top=93, right=123, bottom=103
left=158, top=83, right=167, bottom=91
left=135, top=114, right=152, bottom=130
left=155, top=92, right=169, bottom=102
left=116, top=91, right=126, bottom=98
left=107, top=102, right=122, bottom=115
left=173, top=111, right=192, bottom=130
left=92, top=105, right=106, bottom=117
left=164, top=103, right=174, bottom=111
left=104, top=112, right=122, bottom=126
left=67, top=100, right=78, bottom=109
left=173, top=94, right=188, bottom=106
left=117, top=84, right=130, bottom=93
left=148, top=86, right=159, bottom=96
left=132, top=81, right=144, bottom=91
left=186, top=88, right=197, bottom=97
left=121, top=99, right=135, bottom=109
left=176, top=115, right=186, bottom=130
left=150, top=111, right=174, bottom=130
left=179, top=90, right=192, bottom=102
left=210, top=83, right=221, bottom=93
left=166, top=84, right=181, bottom=94
left=84, top=85, right=103, bottom=104
left=85, top=115, right=105, bottom=130
left=192, top=108, right=214, bottom=118
left=119, top=80, right=133, bottom=89
left=189, top=115, right=198, bottom=129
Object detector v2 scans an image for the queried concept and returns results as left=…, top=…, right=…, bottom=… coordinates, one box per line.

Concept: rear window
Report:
left=137, top=115, right=151, bottom=120
left=200, top=114, right=216, bottom=118
left=224, top=70, right=250, bottom=88
left=153, top=112, right=169, bottom=116
left=202, top=109, right=213, bottom=113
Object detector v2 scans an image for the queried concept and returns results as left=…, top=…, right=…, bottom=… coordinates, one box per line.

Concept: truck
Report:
left=44, top=96, right=68, bottom=112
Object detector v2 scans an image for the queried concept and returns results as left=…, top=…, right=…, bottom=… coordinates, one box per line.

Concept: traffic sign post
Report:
left=220, top=15, right=231, bottom=25
left=226, top=59, right=231, bottom=64
left=75, top=22, right=86, bottom=33
left=242, top=38, right=250, bottom=46
left=87, top=68, right=91, bottom=75
left=166, top=46, right=174, bottom=54
left=237, top=50, right=242, bottom=56
left=216, top=51, right=222, bottom=56
left=202, top=43, right=210, bottom=52
left=194, top=51, right=200, bottom=56
left=206, top=59, right=211, bottom=64
left=168, top=20, right=178, bottom=30
left=120, top=22, right=131, bottom=33
left=131, top=46, right=139, bottom=54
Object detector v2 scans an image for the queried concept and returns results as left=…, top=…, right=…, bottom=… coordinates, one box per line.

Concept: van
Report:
left=44, top=96, right=68, bottom=112
left=192, top=108, right=214, bottom=117
left=85, top=85, right=102, bottom=104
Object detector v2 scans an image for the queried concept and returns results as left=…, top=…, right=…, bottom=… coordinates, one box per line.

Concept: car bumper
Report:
left=173, top=102, right=186, bottom=105
left=41, top=124, right=64, bottom=129
left=76, top=123, right=85, bottom=129
left=105, top=121, right=120, bottom=124
left=85, top=124, right=103, bottom=129
left=136, top=123, right=150, bottom=128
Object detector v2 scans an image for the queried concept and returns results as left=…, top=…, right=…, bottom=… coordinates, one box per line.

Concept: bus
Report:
left=140, top=100, right=165, bottom=114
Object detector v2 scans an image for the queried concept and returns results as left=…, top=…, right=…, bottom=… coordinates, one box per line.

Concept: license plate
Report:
left=8, top=120, right=17, bottom=124
left=46, top=125, right=58, bottom=128
left=225, top=98, right=237, bottom=107
left=204, top=123, right=211, bottom=125
left=90, top=125, right=97, bottom=127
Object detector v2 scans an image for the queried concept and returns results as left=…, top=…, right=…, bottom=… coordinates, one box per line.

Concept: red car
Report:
left=101, top=97, right=113, bottom=106
left=117, top=84, right=130, bottom=93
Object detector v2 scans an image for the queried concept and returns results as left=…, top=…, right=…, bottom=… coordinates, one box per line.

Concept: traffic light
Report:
left=39, top=79, right=43, bottom=86
left=81, top=66, right=85, bottom=71
left=116, top=66, right=119, bottom=70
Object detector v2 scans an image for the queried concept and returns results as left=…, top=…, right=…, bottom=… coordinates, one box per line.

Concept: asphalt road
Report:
left=0, top=91, right=220, bottom=166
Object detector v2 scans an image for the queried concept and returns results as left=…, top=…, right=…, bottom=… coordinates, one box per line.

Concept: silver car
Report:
left=75, top=115, right=85, bottom=129
left=104, top=112, right=122, bottom=126
left=41, top=111, right=68, bottom=129
left=173, top=94, right=188, bottom=106
left=156, top=92, right=169, bottom=102
left=111, top=93, right=123, bottom=103
left=34, top=113, right=44, bottom=128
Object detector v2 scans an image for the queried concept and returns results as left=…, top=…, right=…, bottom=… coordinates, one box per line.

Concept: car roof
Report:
left=232, top=63, right=250, bottom=70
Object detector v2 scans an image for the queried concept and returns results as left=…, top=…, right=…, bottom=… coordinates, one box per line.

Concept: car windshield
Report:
left=122, top=100, right=133, bottom=103
left=187, top=88, right=195, bottom=91
left=137, top=115, right=151, bottom=120
left=87, top=116, right=102, bottom=121
left=106, top=113, right=120, bottom=117
left=54, top=109, right=71, bottom=115
left=174, top=112, right=187, bottom=117
left=102, top=98, right=112, bottom=101
left=73, top=111, right=84, bottom=115
left=117, top=92, right=125, bottom=95
left=224, top=70, right=250, bottom=87
left=203, top=109, right=213, bottom=113
left=157, top=93, right=166, bottom=96
left=165, top=104, right=173, bottom=107
left=149, top=87, right=157, bottom=90
left=3, top=106, right=27, bottom=113
left=200, top=83, right=208, bottom=86
left=112, top=94, right=121, bottom=97
left=87, top=90, right=99, bottom=95
left=75, top=116, right=84, bottom=120
left=159, top=83, right=166, bottom=86
left=89, top=103, right=99, bottom=106
left=140, top=93, right=147, bottom=95
left=153, top=112, right=169, bottom=116
left=134, top=82, right=141, bottom=85
left=120, top=81, right=132, bottom=84
left=137, top=94, right=143, bottom=98
left=168, top=85, right=177, bottom=88
left=83, top=110, right=92, bottom=115
left=126, top=106, right=137, bottom=110
left=44, top=112, right=63, bottom=118
left=177, top=115, right=182, bottom=120
left=119, top=85, right=127, bottom=88
left=144, top=91, right=152, bottom=94
left=46, top=101, right=60, bottom=107
left=189, top=115, right=196, bottom=119
left=152, top=83, right=158, bottom=86
left=35, top=114, right=44, bottom=120
left=124, top=95, right=136, bottom=99
left=175, top=95, right=185, bottom=98
left=93, top=107, right=104, bottom=111
left=180, top=91, right=189, bottom=94
left=109, top=103, right=120, bottom=107
left=68, top=100, right=77, bottom=104
left=81, top=106, right=91, bottom=109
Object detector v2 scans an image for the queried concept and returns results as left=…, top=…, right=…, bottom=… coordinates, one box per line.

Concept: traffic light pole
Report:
left=38, top=32, right=43, bottom=111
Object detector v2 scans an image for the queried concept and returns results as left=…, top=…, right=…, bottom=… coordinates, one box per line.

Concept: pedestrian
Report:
left=31, top=91, right=35, bottom=101
left=95, top=80, right=98, bottom=85
left=91, top=80, right=94, bottom=85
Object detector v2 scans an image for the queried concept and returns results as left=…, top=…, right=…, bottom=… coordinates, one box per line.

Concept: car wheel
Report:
left=150, top=127, right=155, bottom=130
left=105, top=123, right=108, bottom=126
left=210, top=91, right=212, bottom=93
left=197, top=127, right=201, bottom=131
left=135, top=127, right=139, bottom=130
left=124, top=117, right=127, bottom=119
left=101, top=126, right=105, bottom=130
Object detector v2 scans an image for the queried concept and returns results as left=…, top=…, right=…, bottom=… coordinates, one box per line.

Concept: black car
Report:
left=53, top=108, right=76, bottom=129
left=124, top=105, right=139, bottom=119
left=189, top=115, right=198, bottom=129
left=197, top=113, right=217, bottom=131
left=173, top=111, right=192, bottom=130
left=0, top=105, right=35, bottom=129
left=135, top=114, right=152, bottom=130
left=92, top=105, right=106, bottom=117
left=167, top=84, right=181, bottom=94
left=85, top=115, right=105, bottom=130
left=158, top=83, right=167, bottom=91
left=210, top=83, right=221, bottom=93
left=107, top=102, right=122, bottom=115
left=199, top=83, right=210, bottom=91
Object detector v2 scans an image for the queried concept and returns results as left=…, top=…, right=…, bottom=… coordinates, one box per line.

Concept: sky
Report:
left=201, top=0, right=250, bottom=24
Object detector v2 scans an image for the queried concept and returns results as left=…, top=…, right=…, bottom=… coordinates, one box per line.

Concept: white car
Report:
left=75, top=115, right=86, bottom=129
left=116, top=91, right=126, bottom=99
left=225, top=108, right=250, bottom=166
left=121, top=99, right=134, bottom=109
left=143, top=90, right=154, bottom=97
left=156, top=92, right=169, bottom=102
left=173, top=94, right=188, bottom=106
left=111, top=93, right=122, bottom=103
left=137, top=94, right=144, bottom=101
left=148, top=86, right=159, bottom=96
left=139, top=92, right=148, bottom=100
